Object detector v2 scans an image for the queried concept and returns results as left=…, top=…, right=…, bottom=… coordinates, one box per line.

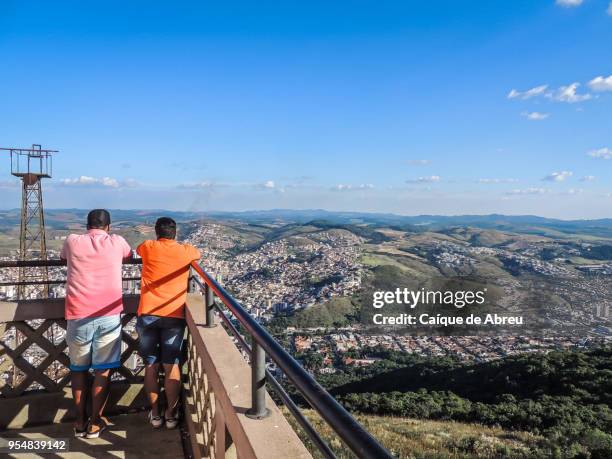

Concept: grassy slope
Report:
left=286, top=297, right=358, bottom=328
left=285, top=408, right=544, bottom=459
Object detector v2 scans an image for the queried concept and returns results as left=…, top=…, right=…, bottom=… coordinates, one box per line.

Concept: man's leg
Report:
left=87, top=315, right=122, bottom=437
left=71, top=371, right=88, bottom=430
left=144, top=363, right=161, bottom=416
left=136, top=315, right=162, bottom=419
left=66, top=318, right=93, bottom=433
left=162, top=363, right=181, bottom=418
left=90, top=369, right=111, bottom=424
left=160, top=318, right=186, bottom=422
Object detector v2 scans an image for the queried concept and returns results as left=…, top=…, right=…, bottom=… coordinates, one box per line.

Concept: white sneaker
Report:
left=86, top=418, right=108, bottom=439
left=165, top=415, right=179, bottom=429
left=148, top=410, right=163, bottom=428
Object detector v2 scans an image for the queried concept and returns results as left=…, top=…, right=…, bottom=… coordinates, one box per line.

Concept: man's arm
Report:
left=136, top=241, right=146, bottom=258
left=187, top=244, right=201, bottom=262
left=120, top=236, right=133, bottom=260
left=60, top=237, right=69, bottom=261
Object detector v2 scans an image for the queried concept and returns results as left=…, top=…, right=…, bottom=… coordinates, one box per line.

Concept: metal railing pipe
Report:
left=0, top=276, right=142, bottom=287
left=0, top=259, right=142, bottom=268
left=204, top=284, right=215, bottom=327
left=188, top=268, right=198, bottom=294
left=246, top=341, right=271, bottom=419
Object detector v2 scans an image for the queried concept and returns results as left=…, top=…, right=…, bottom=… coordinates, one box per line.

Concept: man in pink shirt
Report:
left=61, top=209, right=132, bottom=438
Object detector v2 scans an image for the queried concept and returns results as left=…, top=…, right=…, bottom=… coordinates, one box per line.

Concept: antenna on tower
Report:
left=1, top=144, right=58, bottom=299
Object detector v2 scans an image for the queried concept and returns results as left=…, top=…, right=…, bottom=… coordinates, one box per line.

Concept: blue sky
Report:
left=0, top=0, right=611, bottom=218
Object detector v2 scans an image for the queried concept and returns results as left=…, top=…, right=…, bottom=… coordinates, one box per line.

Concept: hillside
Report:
left=331, top=347, right=612, bottom=404
left=320, top=348, right=612, bottom=458
left=287, top=409, right=550, bottom=459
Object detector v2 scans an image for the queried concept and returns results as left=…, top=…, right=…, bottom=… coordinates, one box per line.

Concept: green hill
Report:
left=279, top=297, right=359, bottom=329
left=331, top=348, right=611, bottom=405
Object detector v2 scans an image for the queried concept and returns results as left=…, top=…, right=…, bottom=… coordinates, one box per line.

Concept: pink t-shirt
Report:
left=60, top=229, right=132, bottom=319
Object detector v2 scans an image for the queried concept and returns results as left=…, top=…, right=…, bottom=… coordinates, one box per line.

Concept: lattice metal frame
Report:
left=0, top=313, right=144, bottom=398
left=116, top=314, right=145, bottom=383
left=0, top=319, right=69, bottom=397
left=17, top=178, right=49, bottom=299
left=1, top=145, right=58, bottom=300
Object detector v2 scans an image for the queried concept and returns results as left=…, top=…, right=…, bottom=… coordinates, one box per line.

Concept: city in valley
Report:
left=0, top=209, right=610, bottom=380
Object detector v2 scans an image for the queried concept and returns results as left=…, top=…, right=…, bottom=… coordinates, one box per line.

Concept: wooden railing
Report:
left=0, top=296, right=148, bottom=429
left=0, top=297, right=143, bottom=398
left=0, top=315, right=71, bottom=397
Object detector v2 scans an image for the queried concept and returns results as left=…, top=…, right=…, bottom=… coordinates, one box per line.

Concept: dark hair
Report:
left=155, top=217, right=177, bottom=239
left=87, top=209, right=111, bottom=229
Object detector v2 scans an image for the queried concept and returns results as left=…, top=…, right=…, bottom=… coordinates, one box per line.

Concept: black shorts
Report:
left=136, top=315, right=186, bottom=365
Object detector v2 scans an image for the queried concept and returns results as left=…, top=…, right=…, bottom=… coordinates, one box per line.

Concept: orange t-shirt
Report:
left=137, top=239, right=201, bottom=318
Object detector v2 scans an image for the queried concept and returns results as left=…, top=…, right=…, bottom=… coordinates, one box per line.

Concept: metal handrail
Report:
left=0, top=259, right=143, bottom=268
left=190, top=262, right=393, bottom=459
left=0, top=259, right=142, bottom=287
left=0, top=277, right=141, bottom=287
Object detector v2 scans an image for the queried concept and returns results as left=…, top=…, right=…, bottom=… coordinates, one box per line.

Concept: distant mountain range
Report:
left=203, top=209, right=612, bottom=228
left=1, top=208, right=611, bottom=237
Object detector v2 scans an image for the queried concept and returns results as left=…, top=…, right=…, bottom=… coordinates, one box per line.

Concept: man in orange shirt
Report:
left=136, top=217, right=201, bottom=428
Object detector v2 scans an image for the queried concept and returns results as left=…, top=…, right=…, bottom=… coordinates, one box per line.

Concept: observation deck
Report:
left=0, top=259, right=392, bottom=459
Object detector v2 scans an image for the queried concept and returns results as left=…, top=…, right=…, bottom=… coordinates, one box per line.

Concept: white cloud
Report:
left=522, top=111, right=550, bottom=121
left=588, top=147, right=612, bottom=159
left=507, top=188, right=548, bottom=195
left=408, top=159, right=431, bottom=166
left=588, top=75, right=612, bottom=92
left=566, top=188, right=584, bottom=195
left=555, top=0, right=583, bottom=7
left=508, top=82, right=592, bottom=104
left=178, top=180, right=282, bottom=191
left=177, top=181, right=217, bottom=189
left=60, top=176, right=121, bottom=188
left=251, top=180, right=280, bottom=191
left=548, top=83, right=592, bottom=103
left=332, top=184, right=375, bottom=191
left=543, top=171, right=573, bottom=182
left=507, top=85, right=548, bottom=100
left=580, top=175, right=596, bottom=182
left=588, top=147, right=612, bottom=160
left=406, top=176, right=441, bottom=184
left=478, top=178, right=519, bottom=184
left=608, top=2, right=612, bottom=15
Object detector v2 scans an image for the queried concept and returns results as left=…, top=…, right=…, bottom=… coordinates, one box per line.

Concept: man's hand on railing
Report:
left=122, top=251, right=142, bottom=264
